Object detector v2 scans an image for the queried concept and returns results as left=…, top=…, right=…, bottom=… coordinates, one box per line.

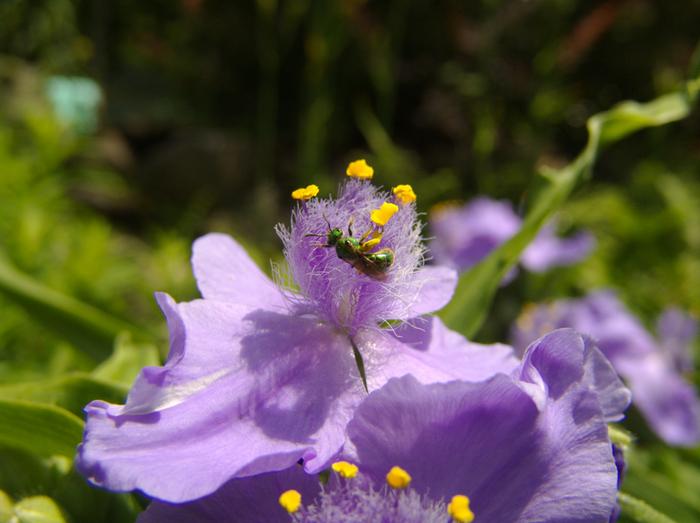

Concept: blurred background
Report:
left=0, top=0, right=699, bottom=521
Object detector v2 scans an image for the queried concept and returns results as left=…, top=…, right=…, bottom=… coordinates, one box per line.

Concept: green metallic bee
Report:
left=310, top=219, right=395, bottom=280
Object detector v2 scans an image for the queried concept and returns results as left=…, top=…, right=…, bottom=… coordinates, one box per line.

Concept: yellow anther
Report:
left=331, top=461, right=359, bottom=479
left=386, top=466, right=411, bottom=489
left=361, top=237, right=382, bottom=250
left=278, top=489, right=302, bottom=514
left=291, top=184, right=319, bottom=201
left=392, top=184, right=416, bottom=205
left=346, top=159, right=374, bottom=180
left=447, top=494, right=474, bottom=523
left=370, top=202, right=399, bottom=227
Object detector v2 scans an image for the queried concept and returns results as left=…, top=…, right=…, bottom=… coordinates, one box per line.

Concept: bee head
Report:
left=327, top=228, right=343, bottom=245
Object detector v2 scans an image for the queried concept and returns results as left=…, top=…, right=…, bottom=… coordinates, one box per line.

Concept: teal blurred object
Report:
left=44, top=76, right=101, bottom=135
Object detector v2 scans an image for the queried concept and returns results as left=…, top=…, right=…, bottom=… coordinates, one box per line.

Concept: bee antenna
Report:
left=322, top=214, right=331, bottom=231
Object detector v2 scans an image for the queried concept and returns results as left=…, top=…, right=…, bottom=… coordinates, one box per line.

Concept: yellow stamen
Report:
left=278, top=489, right=302, bottom=514
left=346, top=159, right=374, bottom=180
left=386, top=466, right=411, bottom=489
left=331, top=461, right=359, bottom=479
left=392, top=184, right=416, bottom=204
left=361, top=237, right=382, bottom=250
left=291, top=184, right=319, bottom=201
left=447, top=494, right=475, bottom=523
left=370, top=202, right=399, bottom=227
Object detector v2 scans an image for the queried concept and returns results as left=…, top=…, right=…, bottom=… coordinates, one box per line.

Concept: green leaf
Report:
left=93, top=332, right=160, bottom=386
left=621, top=447, right=700, bottom=522
left=14, top=496, right=66, bottom=523
left=0, top=400, right=82, bottom=458
left=608, top=424, right=634, bottom=448
left=0, top=447, right=141, bottom=523
left=0, top=490, right=13, bottom=522
left=0, top=253, right=153, bottom=359
left=619, top=492, right=677, bottom=523
left=440, top=73, right=700, bottom=338
left=0, top=374, right=127, bottom=418
left=12, top=496, right=67, bottom=523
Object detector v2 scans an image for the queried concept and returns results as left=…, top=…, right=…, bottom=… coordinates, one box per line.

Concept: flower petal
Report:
left=656, top=307, right=697, bottom=373
left=511, top=292, right=698, bottom=446
left=77, top=298, right=364, bottom=502
left=521, top=226, right=594, bottom=272
left=429, top=198, right=521, bottom=271
left=348, top=329, right=623, bottom=523
left=192, top=233, right=286, bottom=309
left=625, top=353, right=700, bottom=446
left=519, top=329, right=631, bottom=422
left=137, top=466, right=321, bottom=523
left=392, top=265, right=458, bottom=319
left=356, top=316, right=519, bottom=390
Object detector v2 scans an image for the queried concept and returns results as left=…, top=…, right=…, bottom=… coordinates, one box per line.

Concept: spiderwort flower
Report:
left=429, top=197, right=594, bottom=274
left=77, top=161, right=519, bottom=503
left=512, top=291, right=700, bottom=446
left=137, top=329, right=630, bottom=523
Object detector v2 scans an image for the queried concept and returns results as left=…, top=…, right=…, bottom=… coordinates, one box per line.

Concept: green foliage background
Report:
left=0, top=1, right=698, bottom=521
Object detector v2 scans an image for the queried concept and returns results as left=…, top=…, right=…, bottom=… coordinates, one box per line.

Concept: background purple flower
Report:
left=77, top=179, right=519, bottom=503
left=429, top=197, right=594, bottom=274
left=511, top=291, right=700, bottom=446
left=137, top=329, right=630, bottom=523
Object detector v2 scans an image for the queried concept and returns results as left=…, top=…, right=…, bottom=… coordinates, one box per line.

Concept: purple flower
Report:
left=429, top=197, right=594, bottom=274
left=77, top=176, right=519, bottom=502
left=137, top=329, right=630, bottom=523
left=512, top=291, right=700, bottom=446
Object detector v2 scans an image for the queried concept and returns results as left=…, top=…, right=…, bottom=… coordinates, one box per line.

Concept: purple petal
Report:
left=355, top=316, right=519, bottom=390
left=656, top=307, right=697, bottom=373
left=625, top=352, right=700, bottom=446
left=521, top=226, right=594, bottom=272
left=348, top=329, right=624, bottom=523
left=78, top=298, right=365, bottom=502
left=519, top=329, right=631, bottom=422
left=393, top=265, right=458, bottom=318
left=192, top=233, right=286, bottom=309
left=137, top=465, right=320, bottom=523
left=429, top=198, right=521, bottom=271
left=512, top=292, right=699, bottom=446
left=516, top=331, right=623, bottom=523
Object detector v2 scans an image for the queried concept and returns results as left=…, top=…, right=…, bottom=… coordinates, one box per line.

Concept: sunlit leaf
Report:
left=0, top=490, right=13, bottom=522
left=0, top=400, right=82, bottom=458
left=12, top=496, right=67, bottom=523
left=0, top=374, right=126, bottom=418
left=92, top=332, right=160, bottom=386
left=0, top=253, right=152, bottom=359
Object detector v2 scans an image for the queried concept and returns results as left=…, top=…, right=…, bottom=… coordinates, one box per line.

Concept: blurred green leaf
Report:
left=622, top=447, right=700, bottom=522
left=0, top=374, right=126, bottom=418
left=0, top=490, right=13, bottom=522
left=441, top=74, right=700, bottom=338
left=0, top=400, right=82, bottom=458
left=0, top=253, right=152, bottom=359
left=0, top=447, right=140, bottom=523
left=12, top=496, right=67, bottom=523
left=93, top=332, right=159, bottom=387
left=619, top=492, right=677, bottom=523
